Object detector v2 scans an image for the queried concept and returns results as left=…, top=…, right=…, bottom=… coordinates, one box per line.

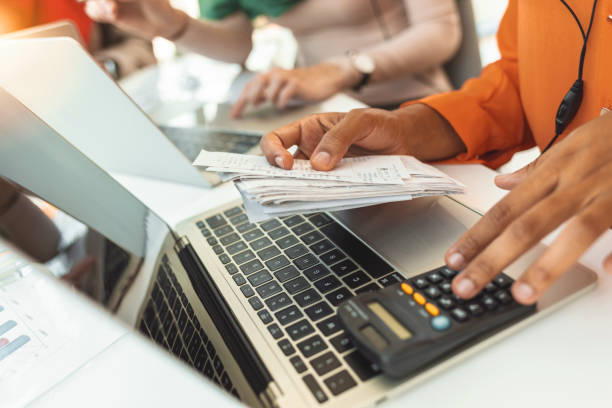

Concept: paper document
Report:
left=194, top=150, right=464, bottom=222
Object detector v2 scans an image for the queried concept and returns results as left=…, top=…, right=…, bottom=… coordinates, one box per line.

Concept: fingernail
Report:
left=513, top=282, right=534, bottom=302
left=448, top=252, right=466, bottom=269
left=455, top=277, right=476, bottom=297
left=495, top=173, right=512, bottom=182
left=313, top=151, right=331, bottom=168
left=274, top=156, right=284, bottom=168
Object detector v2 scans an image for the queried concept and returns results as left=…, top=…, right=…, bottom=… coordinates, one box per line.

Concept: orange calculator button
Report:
left=425, top=303, right=440, bottom=316
left=401, top=283, right=414, bottom=295
left=413, top=293, right=426, bottom=305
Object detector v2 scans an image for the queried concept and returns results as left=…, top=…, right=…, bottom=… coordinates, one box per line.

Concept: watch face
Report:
left=353, top=53, right=375, bottom=74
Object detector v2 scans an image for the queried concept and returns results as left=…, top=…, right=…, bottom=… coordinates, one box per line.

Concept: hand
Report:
left=260, top=104, right=465, bottom=170
left=231, top=62, right=361, bottom=118
left=84, top=0, right=187, bottom=40
left=446, top=113, right=612, bottom=305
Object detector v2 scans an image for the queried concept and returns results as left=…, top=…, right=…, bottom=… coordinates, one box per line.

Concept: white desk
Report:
left=116, top=57, right=612, bottom=406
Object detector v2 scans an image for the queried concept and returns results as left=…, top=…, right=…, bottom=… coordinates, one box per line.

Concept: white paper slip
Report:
left=193, top=150, right=410, bottom=185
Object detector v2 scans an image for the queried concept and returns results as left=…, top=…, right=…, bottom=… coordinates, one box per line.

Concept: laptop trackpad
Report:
left=331, top=197, right=480, bottom=279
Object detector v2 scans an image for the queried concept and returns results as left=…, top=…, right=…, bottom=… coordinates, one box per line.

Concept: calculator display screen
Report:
left=367, top=302, right=412, bottom=340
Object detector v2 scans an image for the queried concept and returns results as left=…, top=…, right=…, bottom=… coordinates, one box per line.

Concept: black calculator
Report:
left=337, top=266, right=536, bottom=378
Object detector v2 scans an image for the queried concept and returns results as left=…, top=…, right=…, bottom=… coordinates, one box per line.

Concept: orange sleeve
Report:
left=405, top=0, right=535, bottom=169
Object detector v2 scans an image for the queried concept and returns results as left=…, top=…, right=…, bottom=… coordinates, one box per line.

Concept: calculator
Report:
left=337, top=266, right=536, bottom=378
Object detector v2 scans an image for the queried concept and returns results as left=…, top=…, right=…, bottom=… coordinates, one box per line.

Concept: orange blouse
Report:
left=415, top=0, right=612, bottom=168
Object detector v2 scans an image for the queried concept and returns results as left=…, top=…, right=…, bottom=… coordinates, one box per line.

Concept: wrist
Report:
left=326, top=58, right=363, bottom=90
left=161, top=9, right=190, bottom=40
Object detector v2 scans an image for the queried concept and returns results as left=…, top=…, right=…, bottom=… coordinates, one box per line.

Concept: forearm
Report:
left=174, top=12, right=253, bottom=64
left=395, top=103, right=465, bottom=161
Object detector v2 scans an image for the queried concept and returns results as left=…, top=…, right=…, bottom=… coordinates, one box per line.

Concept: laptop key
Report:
left=227, top=240, right=247, bottom=255
left=201, top=229, right=212, bottom=238
left=256, top=281, right=283, bottom=299
left=278, top=339, right=296, bottom=356
left=205, top=214, right=226, bottom=229
left=326, top=287, right=353, bottom=306
left=284, top=277, right=310, bottom=295
left=236, top=222, right=256, bottom=233
left=232, top=274, right=247, bottom=286
left=276, top=235, right=299, bottom=249
left=292, top=223, right=314, bottom=236
left=290, top=355, right=308, bottom=374
left=213, top=355, right=224, bottom=375
left=309, top=213, right=333, bottom=228
left=265, top=255, right=290, bottom=271
left=304, top=264, right=331, bottom=282
left=314, top=276, right=341, bottom=293
left=324, top=370, right=357, bottom=396
left=244, top=228, right=264, bottom=242
left=250, top=237, right=272, bottom=251
left=240, top=285, right=255, bottom=298
left=285, top=244, right=309, bottom=259
left=257, top=309, right=273, bottom=324
left=267, top=323, right=283, bottom=339
left=225, top=263, right=239, bottom=275
left=207, top=236, right=218, bottom=246
left=283, top=215, right=304, bottom=227
left=297, top=335, right=328, bottom=358
left=332, top=260, right=358, bottom=277
left=303, top=374, right=328, bottom=404
left=274, top=265, right=300, bottom=283
left=344, top=351, right=381, bottom=381
left=319, top=249, right=345, bottom=265
left=268, top=226, right=290, bottom=240
left=310, top=351, right=341, bottom=376
left=247, top=270, right=273, bottom=287
left=304, top=301, right=333, bottom=322
left=293, top=288, right=322, bottom=307
left=286, top=319, right=315, bottom=341
left=248, top=297, right=264, bottom=311
left=310, top=239, right=334, bottom=255
left=294, top=254, right=318, bottom=270
left=239, top=259, right=263, bottom=275
left=218, top=254, right=231, bottom=264
left=212, top=245, right=224, bottom=255
left=229, top=213, right=248, bottom=225
left=355, top=282, right=381, bottom=294
left=300, top=231, right=323, bottom=245
left=220, top=233, right=240, bottom=246
left=223, top=206, right=242, bottom=218
left=317, top=316, right=342, bottom=337
left=265, top=292, right=292, bottom=311
left=196, top=220, right=205, bottom=228
left=214, top=225, right=233, bottom=237
left=203, top=361, right=214, bottom=378
left=258, top=245, right=281, bottom=261
left=378, top=272, right=404, bottom=287
left=342, top=270, right=370, bottom=288
left=221, top=372, right=233, bottom=391
left=260, top=219, right=281, bottom=231
left=275, top=305, right=303, bottom=326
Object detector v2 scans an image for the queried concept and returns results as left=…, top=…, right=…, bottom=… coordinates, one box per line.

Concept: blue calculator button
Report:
left=430, top=315, right=451, bottom=331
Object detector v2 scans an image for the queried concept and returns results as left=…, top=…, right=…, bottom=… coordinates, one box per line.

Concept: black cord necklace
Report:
left=542, top=0, right=599, bottom=153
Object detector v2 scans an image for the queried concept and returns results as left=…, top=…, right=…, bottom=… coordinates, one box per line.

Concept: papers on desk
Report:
left=193, top=150, right=465, bottom=222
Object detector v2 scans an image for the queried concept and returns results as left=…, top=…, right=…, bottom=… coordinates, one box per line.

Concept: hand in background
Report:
left=84, top=0, right=186, bottom=40
left=231, top=62, right=361, bottom=118
left=446, top=112, right=612, bottom=305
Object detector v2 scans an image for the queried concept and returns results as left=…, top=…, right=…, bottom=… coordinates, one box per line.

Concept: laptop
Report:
left=0, top=20, right=85, bottom=46
left=0, top=71, right=598, bottom=408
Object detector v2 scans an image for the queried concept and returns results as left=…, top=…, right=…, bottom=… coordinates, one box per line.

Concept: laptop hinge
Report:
left=173, top=235, right=276, bottom=400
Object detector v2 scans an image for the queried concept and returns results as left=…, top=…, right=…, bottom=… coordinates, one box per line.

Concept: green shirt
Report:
left=199, top=0, right=302, bottom=20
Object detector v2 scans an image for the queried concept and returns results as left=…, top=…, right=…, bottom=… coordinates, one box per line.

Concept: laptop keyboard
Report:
left=138, top=255, right=240, bottom=399
left=198, top=207, right=403, bottom=403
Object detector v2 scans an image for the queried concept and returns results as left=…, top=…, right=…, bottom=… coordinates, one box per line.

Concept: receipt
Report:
left=193, top=150, right=410, bottom=185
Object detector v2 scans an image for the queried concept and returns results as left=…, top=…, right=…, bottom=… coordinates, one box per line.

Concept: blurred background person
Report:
left=85, top=0, right=462, bottom=115
left=0, top=0, right=155, bottom=79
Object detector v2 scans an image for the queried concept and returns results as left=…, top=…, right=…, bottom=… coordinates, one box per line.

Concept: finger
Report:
left=603, top=252, right=612, bottom=274
left=277, top=81, right=298, bottom=109
left=451, top=191, right=577, bottom=299
left=231, top=76, right=268, bottom=118
left=512, top=193, right=612, bottom=304
left=495, top=157, right=542, bottom=190
left=445, top=167, right=559, bottom=270
left=266, top=75, right=285, bottom=106
left=293, top=150, right=308, bottom=160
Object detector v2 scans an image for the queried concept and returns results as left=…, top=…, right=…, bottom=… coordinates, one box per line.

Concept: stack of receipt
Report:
left=193, top=150, right=465, bottom=222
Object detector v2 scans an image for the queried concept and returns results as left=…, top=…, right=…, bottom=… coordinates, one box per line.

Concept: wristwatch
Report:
left=347, top=50, right=375, bottom=92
